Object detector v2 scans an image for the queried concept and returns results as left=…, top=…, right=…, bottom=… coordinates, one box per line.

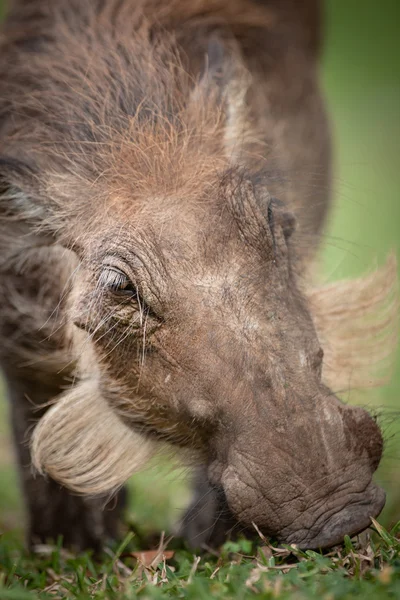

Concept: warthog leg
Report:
left=178, top=468, right=241, bottom=549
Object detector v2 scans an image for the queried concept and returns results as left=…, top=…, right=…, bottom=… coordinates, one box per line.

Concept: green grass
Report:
left=0, top=0, right=400, bottom=597
left=2, top=522, right=400, bottom=599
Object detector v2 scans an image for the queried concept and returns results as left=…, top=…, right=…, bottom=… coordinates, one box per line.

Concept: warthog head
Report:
left=32, top=159, right=390, bottom=548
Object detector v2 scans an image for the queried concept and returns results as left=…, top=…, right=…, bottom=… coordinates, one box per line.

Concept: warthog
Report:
left=0, top=0, right=397, bottom=551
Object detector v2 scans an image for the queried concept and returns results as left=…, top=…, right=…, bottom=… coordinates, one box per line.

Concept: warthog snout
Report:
left=296, top=482, right=385, bottom=549
left=213, top=398, right=385, bottom=548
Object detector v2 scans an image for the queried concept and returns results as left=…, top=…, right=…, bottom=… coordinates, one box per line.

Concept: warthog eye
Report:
left=98, top=266, right=160, bottom=321
left=99, top=267, right=138, bottom=298
left=270, top=197, right=296, bottom=239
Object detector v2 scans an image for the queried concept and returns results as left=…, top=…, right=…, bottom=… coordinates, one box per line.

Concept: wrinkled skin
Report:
left=0, top=0, right=386, bottom=551
left=71, top=171, right=384, bottom=549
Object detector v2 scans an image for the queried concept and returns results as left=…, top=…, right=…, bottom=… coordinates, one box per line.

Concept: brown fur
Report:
left=0, top=0, right=397, bottom=551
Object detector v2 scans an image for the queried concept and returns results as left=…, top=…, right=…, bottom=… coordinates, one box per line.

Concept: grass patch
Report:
left=1, top=522, right=400, bottom=599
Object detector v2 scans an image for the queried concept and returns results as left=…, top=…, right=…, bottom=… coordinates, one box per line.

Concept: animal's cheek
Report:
left=72, top=304, right=139, bottom=336
left=160, top=373, right=219, bottom=423
left=70, top=289, right=154, bottom=340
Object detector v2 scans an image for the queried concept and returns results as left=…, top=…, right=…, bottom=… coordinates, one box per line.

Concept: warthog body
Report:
left=0, top=0, right=396, bottom=551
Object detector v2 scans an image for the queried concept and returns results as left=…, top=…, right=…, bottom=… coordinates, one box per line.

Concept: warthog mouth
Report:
left=284, top=482, right=386, bottom=549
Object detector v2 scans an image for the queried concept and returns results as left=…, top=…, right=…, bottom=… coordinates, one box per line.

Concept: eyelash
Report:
left=99, top=267, right=138, bottom=297
left=98, top=265, right=161, bottom=322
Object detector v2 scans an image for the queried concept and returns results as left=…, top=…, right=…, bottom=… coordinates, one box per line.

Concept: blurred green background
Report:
left=0, top=0, right=399, bottom=538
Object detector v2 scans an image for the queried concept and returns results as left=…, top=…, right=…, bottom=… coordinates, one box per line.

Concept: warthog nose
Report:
left=291, top=483, right=386, bottom=550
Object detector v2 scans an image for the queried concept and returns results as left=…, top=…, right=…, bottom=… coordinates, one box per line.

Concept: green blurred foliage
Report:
left=0, top=0, right=398, bottom=532
left=322, top=0, right=400, bottom=285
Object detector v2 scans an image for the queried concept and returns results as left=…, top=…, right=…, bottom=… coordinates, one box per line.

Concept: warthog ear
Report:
left=31, top=378, right=157, bottom=495
left=190, top=36, right=252, bottom=162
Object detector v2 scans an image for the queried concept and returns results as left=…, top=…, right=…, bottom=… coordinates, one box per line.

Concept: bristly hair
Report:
left=0, top=0, right=324, bottom=247
left=0, top=0, right=257, bottom=244
left=30, top=378, right=157, bottom=494
left=307, top=253, right=399, bottom=394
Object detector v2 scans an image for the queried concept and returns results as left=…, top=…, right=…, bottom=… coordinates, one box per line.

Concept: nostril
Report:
left=349, top=407, right=384, bottom=472
left=362, top=412, right=383, bottom=471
